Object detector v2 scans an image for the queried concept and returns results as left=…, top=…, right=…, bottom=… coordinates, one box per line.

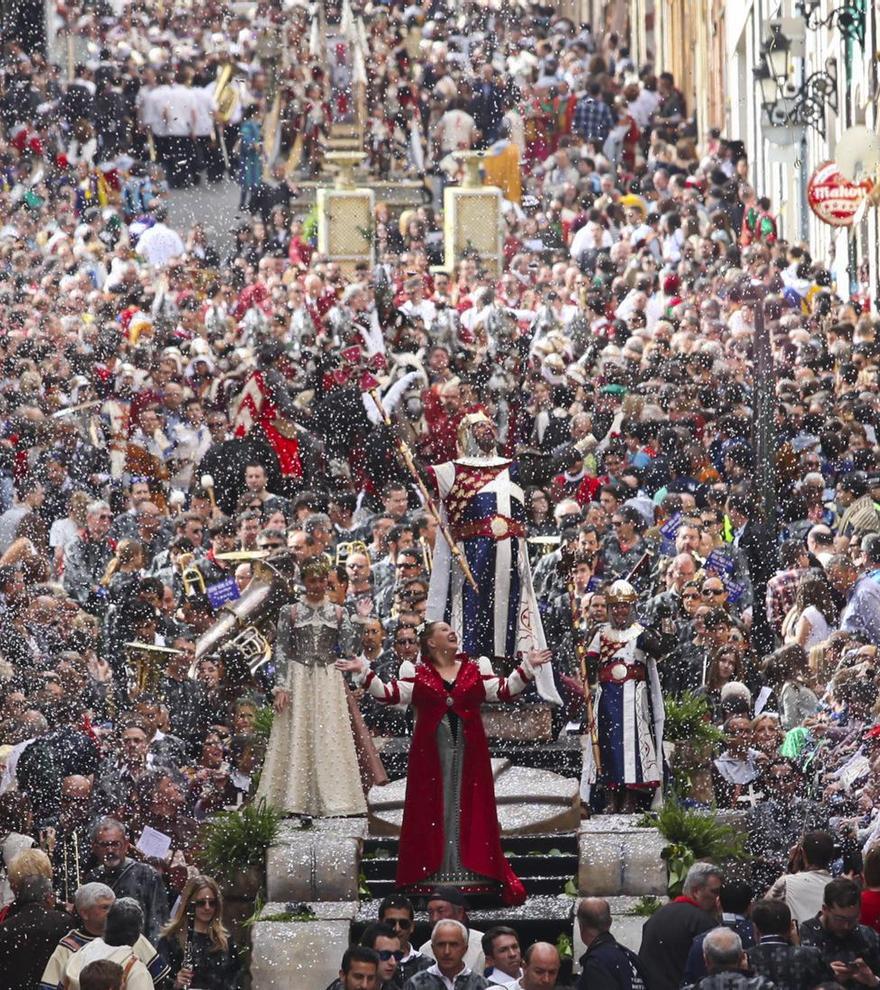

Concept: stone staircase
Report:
left=359, top=831, right=579, bottom=906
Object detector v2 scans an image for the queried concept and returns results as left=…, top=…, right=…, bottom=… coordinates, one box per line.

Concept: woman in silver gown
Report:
left=257, top=556, right=379, bottom=817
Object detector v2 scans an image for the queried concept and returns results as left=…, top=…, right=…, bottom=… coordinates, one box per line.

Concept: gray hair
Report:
left=703, top=927, right=742, bottom=969
left=87, top=500, right=111, bottom=517
left=105, top=898, right=143, bottom=947
left=91, top=817, right=128, bottom=842
left=431, top=919, right=468, bottom=944
left=75, top=882, right=116, bottom=911
left=682, top=862, right=722, bottom=896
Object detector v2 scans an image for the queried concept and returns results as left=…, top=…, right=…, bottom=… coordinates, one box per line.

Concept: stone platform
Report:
left=252, top=773, right=672, bottom=988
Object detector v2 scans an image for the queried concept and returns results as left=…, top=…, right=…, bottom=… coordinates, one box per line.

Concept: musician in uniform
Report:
left=583, top=580, right=665, bottom=814
left=425, top=411, right=561, bottom=704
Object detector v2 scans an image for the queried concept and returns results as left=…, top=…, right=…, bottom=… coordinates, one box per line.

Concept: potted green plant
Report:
left=198, top=799, right=281, bottom=896
left=641, top=800, right=745, bottom=897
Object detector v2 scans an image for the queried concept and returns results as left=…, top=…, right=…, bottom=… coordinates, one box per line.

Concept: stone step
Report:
left=363, top=831, right=578, bottom=856
left=362, top=874, right=572, bottom=900
left=577, top=815, right=667, bottom=897
left=362, top=853, right=578, bottom=880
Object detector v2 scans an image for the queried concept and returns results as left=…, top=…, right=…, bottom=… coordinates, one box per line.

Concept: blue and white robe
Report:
left=426, top=455, right=561, bottom=704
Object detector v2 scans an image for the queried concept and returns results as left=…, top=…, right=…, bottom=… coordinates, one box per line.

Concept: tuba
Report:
left=193, top=551, right=299, bottom=677
left=214, top=62, right=240, bottom=125
left=123, top=641, right=183, bottom=695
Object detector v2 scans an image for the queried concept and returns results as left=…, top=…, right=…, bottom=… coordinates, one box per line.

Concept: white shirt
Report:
left=165, top=84, right=197, bottom=137
left=400, top=298, right=438, bottom=325
left=194, top=86, right=217, bottom=137
left=439, top=108, right=476, bottom=152
left=65, top=939, right=153, bottom=990
left=145, top=83, right=172, bottom=136
left=136, top=222, right=185, bottom=267
left=487, top=967, right=521, bottom=986
left=768, top=868, right=832, bottom=924
left=570, top=223, right=613, bottom=261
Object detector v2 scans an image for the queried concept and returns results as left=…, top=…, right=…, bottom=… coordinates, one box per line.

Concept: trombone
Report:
left=177, top=553, right=206, bottom=597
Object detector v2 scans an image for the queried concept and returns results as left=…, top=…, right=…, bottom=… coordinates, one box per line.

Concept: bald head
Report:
left=703, top=927, right=744, bottom=973
left=521, top=941, right=561, bottom=990
left=577, top=897, right=612, bottom=936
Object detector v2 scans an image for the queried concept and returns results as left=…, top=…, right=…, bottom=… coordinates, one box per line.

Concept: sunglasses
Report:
left=377, top=950, right=405, bottom=962
left=385, top=918, right=412, bottom=930
left=193, top=898, right=218, bottom=907
left=703, top=588, right=725, bottom=597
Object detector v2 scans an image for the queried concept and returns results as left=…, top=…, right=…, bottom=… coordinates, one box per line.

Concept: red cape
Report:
left=397, top=656, right=525, bottom=906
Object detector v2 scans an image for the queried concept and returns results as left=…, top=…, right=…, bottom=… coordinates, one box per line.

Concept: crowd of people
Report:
left=0, top=0, right=880, bottom=987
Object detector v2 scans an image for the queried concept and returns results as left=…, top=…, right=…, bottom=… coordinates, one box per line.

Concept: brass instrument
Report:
left=123, top=641, right=182, bottom=695
left=193, top=551, right=299, bottom=677
left=419, top=536, right=433, bottom=575
left=178, top=553, right=207, bottom=597
left=214, top=62, right=239, bottom=124
left=527, top=535, right=561, bottom=555
left=215, top=550, right=270, bottom=561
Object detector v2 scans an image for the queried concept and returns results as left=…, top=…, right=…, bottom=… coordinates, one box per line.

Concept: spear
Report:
left=368, top=389, right=477, bottom=591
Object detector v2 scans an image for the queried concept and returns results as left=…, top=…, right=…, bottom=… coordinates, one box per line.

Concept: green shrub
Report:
left=641, top=800, right=745, bottom=896
left=198, top=799, right=281, bottom=885
left=663, top=693, right=725, bottom=745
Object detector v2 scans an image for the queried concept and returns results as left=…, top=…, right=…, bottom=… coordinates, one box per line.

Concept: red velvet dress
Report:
left=361, top=654, right=530, bottom=905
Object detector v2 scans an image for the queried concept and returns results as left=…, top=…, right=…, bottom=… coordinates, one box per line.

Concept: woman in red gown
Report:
left=338, top=621, right=550, bottom=906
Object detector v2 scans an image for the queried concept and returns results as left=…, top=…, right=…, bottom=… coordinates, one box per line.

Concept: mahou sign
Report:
left=807, top=161, right=874, bottom=227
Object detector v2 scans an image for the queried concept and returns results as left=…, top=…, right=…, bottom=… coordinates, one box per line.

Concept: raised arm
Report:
left=479, top=649, right=552, bottom=703
left=335, top=658, right=415, bottom=710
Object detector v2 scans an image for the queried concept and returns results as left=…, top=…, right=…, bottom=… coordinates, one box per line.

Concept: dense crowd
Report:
left=0, top=0, right=880, bottom=988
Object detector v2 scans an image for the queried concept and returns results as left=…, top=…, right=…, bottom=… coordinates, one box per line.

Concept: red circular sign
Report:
left=807, top=161, right=874, bottom=227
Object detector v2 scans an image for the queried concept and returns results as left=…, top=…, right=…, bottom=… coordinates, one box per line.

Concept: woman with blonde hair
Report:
left=101, top=540, right=145, bottom=590
left=157, top=876, right=241, bottom=990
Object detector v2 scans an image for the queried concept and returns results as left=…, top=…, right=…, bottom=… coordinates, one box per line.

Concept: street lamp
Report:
left=797, top=0, right=866, bottom=48
left=752, top=21, right=837, bottom=140
left=763, top=22, right=792, bottom=83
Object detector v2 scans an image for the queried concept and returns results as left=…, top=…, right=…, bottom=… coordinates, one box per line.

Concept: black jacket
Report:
left=687, top=974, right=776, bottom=990
left=0, top=901, right=73, bottom=990
left=157, top=930, right=242, bottom=990
left=579, top=932, right=647, bottom=990
left=747, top=937, right=831, bottom=990
left=85, top=859, right=169, bottom=943
left=638, top=900, right=717, bottom=990
left=798, top=915, right=880, bottom=979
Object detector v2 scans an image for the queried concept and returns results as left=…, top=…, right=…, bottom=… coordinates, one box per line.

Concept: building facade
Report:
left=724, top=0, right=878, bottom=305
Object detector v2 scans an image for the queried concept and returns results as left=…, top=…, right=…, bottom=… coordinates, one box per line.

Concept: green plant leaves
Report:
left=198, top=799, right=282, bottom=885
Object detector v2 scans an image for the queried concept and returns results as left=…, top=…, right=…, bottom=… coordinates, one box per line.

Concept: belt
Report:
left=451, top=515, right=525, bottom=542
left=599, top=662, right=646, bottom=685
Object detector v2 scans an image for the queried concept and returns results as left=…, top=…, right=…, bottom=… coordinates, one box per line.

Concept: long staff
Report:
left=564, top=551, right=601, bottom=773
left=368, top=389, right=477, bottom=591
